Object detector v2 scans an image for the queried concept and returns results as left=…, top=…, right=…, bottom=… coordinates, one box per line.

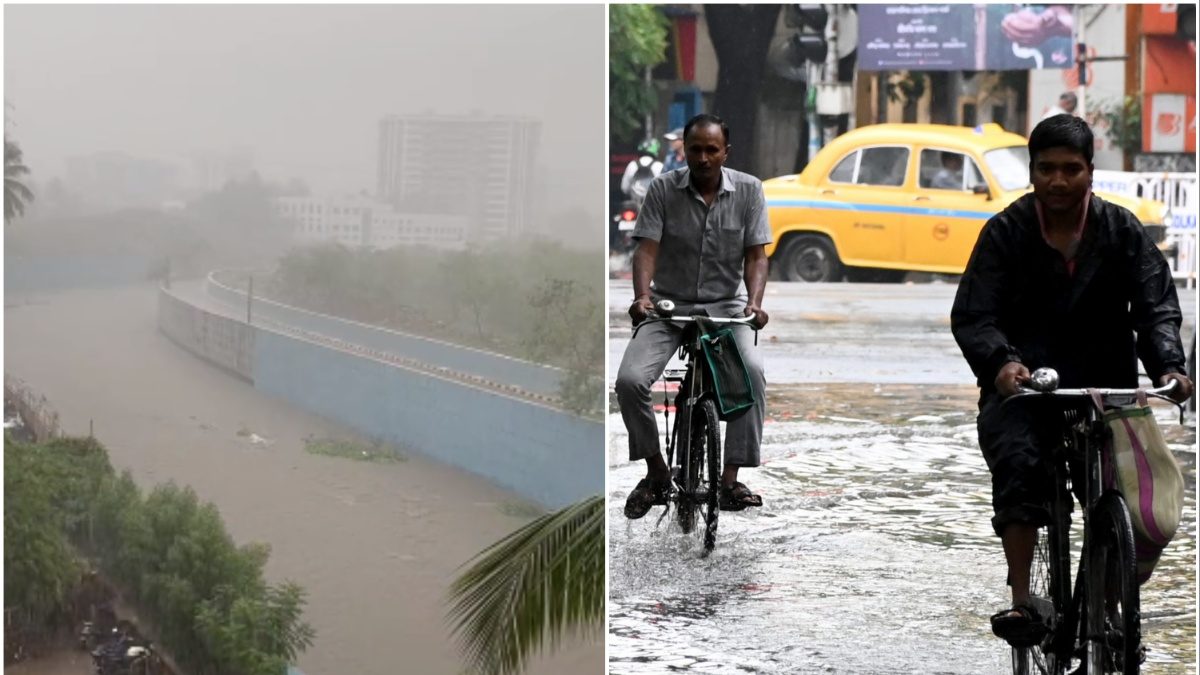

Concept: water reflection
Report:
left=609, top=384, right=1197, bottom=674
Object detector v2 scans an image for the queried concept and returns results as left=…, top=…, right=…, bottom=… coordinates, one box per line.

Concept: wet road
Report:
left=608, top=281, right=1197, bottom=674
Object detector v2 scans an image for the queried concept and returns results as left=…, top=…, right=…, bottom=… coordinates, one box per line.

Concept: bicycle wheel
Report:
left=1086, top=493, right=1140, bottom=675
left=697, top=400, right=721, bottom=552
left=1013, top=460, right=1072, bottom=675
left=675, top=400, right=699, bottom=535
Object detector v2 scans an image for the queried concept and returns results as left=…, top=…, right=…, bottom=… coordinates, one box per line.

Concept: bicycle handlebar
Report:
left=1012, top=379, right=1177, bottom=401
left=646, top=314, right=760, bottom=326
left=632, top=313, right=762, bottom=339
left=1006, top=371, right=1184, bottom=422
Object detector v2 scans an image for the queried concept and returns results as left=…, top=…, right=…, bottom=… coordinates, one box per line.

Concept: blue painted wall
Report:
left=206, top=276, right=564, bottom=397
left=158, top=287, right=601, bottom=508
left=253, top=330, right=601, bottom=508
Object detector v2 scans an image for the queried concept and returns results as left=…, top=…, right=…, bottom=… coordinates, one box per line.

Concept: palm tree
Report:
left=447, top=494, right=604, bottom=675
left=5, top=137, right=35, bottom=224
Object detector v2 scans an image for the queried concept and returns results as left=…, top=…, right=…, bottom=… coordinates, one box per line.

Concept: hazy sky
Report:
left=4, top=4, right=603, bottom=215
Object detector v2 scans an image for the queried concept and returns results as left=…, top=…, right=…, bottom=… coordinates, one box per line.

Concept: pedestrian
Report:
left=1041, top=91, right=1078, bottom=120
left=950, top=114, right=1193, bottom=647
left=662, top=127, right=686, bottom=172
left=616, top=113, right=772, bottom=518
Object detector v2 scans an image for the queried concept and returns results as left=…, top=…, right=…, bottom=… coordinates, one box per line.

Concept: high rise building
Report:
left=376, top=113, right=540, bottom=241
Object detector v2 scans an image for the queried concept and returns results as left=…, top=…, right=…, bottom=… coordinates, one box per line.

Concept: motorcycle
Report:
left=609, top=200, right=641, bottom=276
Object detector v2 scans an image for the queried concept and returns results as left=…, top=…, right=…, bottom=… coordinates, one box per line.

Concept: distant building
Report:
left=64, top=151, right=180, bottom=210
left=187, top=148, right=257, bottom=194
left=274, top=196, right=467, bottom=250
left=376, top=113, right=540, bottom=241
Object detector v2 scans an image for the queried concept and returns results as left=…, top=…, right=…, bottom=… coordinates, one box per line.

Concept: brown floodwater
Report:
left=5, top=284, right=601, bottom=675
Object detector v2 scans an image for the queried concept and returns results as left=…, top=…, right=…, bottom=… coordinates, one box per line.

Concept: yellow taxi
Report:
left=764, top=123, right=1172, bottom=282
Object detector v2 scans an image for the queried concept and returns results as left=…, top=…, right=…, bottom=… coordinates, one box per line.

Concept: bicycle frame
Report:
left=668, top=324, right=711, bottom=506
left=632, top=312, right=758, bottom=521
left=1007, top=375, right=1181, bottom=673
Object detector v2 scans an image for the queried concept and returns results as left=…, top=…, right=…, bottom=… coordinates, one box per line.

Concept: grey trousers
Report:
left=615, top=319, right=766, bottom=466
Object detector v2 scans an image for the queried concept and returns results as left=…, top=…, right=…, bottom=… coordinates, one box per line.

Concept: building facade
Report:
left=274, top=196, right=467, bottom=250
left=376, top=113, right=540, bottom=241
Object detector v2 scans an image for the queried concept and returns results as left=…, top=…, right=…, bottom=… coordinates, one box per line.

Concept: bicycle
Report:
left=1004, top=368, right=1184, bottom=675
left=632, top=300, right=760, bottom=553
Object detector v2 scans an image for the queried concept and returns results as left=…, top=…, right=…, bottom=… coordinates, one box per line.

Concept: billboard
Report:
left=859, top=4, right=1075, bottom=71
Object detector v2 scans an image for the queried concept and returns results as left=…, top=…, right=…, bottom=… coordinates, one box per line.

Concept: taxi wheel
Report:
left=779, top=235, right=843, bottom=282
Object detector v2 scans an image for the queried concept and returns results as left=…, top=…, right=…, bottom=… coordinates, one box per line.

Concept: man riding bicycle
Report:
left=616, top=113, right=772, bottom=519
left=950, top=115, right=1193, bottom=646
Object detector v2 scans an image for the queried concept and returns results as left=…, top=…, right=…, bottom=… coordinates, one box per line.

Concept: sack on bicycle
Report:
left=1094, top=389, right=1185, bottom=584
left=695, top=317, right=756, bottom=421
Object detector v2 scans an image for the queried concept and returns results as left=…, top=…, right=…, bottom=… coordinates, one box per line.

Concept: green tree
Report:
left=195, top=581, right=316, bottom=675
left=609, top=5, right=670, bottom=143
left=4, top=436, right=315, bottom=673
left=4, top=439, right=80, bottom=628
left=5, top=136, right=35, bottom=224
left=1096, top=95, right=1142, bottom=168
left=524, top=278, right=604, bottom=416
left=447, top=495, right=604, bottom=675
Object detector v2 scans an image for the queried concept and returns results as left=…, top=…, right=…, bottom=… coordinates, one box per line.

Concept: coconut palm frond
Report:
left=5, top=137, right=34, bottom=224
left=447, top=494, right=604, bottom=675
left=6, top=178, right=33, bottom=200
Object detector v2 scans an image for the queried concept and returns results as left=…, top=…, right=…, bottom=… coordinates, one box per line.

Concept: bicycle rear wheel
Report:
left=697, top=400, right=721, bottom=552
left=1013, top=460, right=1072, bottom=675
left=1086, top=493, right=1140, bottom=675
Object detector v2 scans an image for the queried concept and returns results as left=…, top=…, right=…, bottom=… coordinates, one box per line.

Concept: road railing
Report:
left=1094, top=170, right=1197, bottom=288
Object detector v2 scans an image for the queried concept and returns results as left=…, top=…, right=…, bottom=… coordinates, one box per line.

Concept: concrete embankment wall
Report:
left=205, top=273, right=564, bottom=397
left=157, top=285, right=600, bottom=508
left=157, top=289, right=255, bottom=381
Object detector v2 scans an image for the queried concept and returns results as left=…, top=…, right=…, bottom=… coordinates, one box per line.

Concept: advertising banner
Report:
left=859, top=4, right=1075, bottom=71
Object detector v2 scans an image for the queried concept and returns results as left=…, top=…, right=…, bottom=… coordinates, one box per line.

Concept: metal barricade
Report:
left=1093, top=170, right=1197, bottom=288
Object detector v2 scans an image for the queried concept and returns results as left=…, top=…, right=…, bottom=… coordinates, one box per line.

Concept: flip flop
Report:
left=719, top=482, right=763, bottom=511
left=624, top=478, right=670, bottom=520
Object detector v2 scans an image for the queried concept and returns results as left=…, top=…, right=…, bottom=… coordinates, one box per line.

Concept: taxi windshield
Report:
left=984, top=145, right=1031, bottom=192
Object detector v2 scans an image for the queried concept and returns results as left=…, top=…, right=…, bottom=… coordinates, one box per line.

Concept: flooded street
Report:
left=608, top=281, right=1197, bottom=674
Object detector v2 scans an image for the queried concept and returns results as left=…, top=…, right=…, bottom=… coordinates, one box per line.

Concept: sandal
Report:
left=624, top=478, right=670, bottom=520
left=719, top=482, right=763, bottom=511
left=990, top=603, right=1048, bottom=648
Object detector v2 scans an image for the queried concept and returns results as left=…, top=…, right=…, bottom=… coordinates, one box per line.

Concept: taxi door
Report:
left=811, top=145, right=910, bottom=265
left=903, top=148, right=994, bottom=272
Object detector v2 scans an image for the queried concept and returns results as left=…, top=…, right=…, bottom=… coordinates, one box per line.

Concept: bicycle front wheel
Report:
left=1086, top=493, right=1141, bottom=675
left=698, top=400, right=721, bottom=552
left=675, top=401, right=700, bottom=535
left=1012, top=464, right=1072, bottom=675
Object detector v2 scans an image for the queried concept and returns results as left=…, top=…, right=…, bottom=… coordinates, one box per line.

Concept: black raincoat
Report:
left=952, top=193, right=1186, bottom=395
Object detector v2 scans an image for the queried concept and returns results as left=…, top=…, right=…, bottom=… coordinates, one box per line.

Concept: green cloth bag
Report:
left=696, top=318, right=756, bottom=420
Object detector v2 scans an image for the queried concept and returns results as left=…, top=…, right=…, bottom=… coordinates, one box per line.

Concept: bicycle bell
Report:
left=655, top=299, right=675, bottom=316
left=1028, top=367, right=1059, bottom=392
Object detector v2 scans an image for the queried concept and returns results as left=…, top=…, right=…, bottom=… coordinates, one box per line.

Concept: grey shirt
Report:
left=633, top=166, right=772, bottom=307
